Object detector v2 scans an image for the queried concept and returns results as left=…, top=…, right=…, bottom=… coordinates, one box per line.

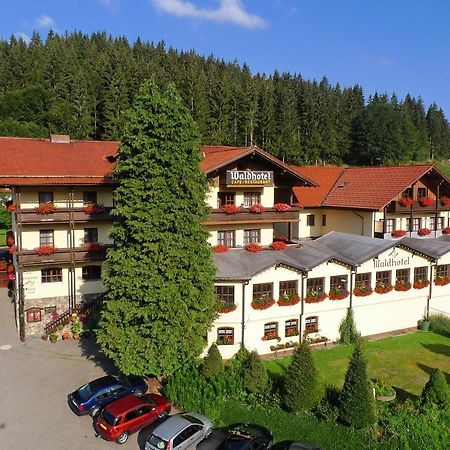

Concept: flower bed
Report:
left=434, top=276, right=450, bottom=286
left=218, top=303, right=237, bottom=313
left=277, top=294, right=300, bottom=306
left=261, top=331, right=280, bottom=341
left=83, top=202, right=105, bottom=214
left=214, top=244, right=228, bottom=253
left=270, top=341, right=299, bottom=351
left=419, top=197, right=434, bottom=207
left=251, top=297, right=275, bottom=310
left=35, top=245, right=57, bottom=256
left=353, top=286, right=373, bottom=297
left=394, top=281, right=411, bottom=291
left=304, top=293, right=327, bottom=303
left=221, top=204, right=240, bottom=214
left=413, top=280, right=430, bottom=289
left=391, top=230, right=406, bottom=238
left=418, top=228, right=431, bottom=236
left=249, top=204, right=265, bottom=214
left=83, top=242, right=105, bottom=252
left=328, top=288, right=349, bottom=300
left=34, top=203, right=56, bottom=214
left=273, top=203, right=291, bottom=212
left=245, top=243, right=262, bottom=253
left=270, top=241, right=287, bottom=251
left=398, top=197, right=413, bottom=207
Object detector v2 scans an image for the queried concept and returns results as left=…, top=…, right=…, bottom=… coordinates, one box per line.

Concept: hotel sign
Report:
left=373, top=248, right=410, bottom=269
left=226, top=170, right=274, bottom=186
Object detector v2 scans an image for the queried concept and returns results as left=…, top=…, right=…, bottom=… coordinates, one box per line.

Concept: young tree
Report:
left=338, top=341, right=377, bottom=428
left=201, top=343, right=224, bottom=379
left=97, top=80, right=217, bottom=376
left=338, top=308, right=359, bottom=345
left=243, top=351, right=269, bottom=394
left=420, top=368, right=450, bottom=410
left=283, top=338, right=321, bottom=412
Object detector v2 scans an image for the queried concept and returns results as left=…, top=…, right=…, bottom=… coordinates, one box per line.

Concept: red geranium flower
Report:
left=245, top=243, right=262, bottom=253
left=221, top=204, right=240, bottom=214
left=214, top=245, right=228, bottom=253
left=273, top=203, right=291, bottom=212
left=35, top=245, right=57, bottom=256
left=249, top=204, right=265, bottom=214
left=270, top=241, right=287, bottom=251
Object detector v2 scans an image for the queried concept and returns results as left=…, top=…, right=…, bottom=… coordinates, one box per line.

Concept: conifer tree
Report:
left=201, top=343, right=224, bottom=379
left=420, top=368, right=450, bottom=410
left=338, top=308, right=359, bottom=345
left=283, top=338, right=321, bottom=412
left=97, top=80, right=217, bottom=376
left=243, top=351, right=269, bottom=394
left=338, top=341, right=377, bottom=428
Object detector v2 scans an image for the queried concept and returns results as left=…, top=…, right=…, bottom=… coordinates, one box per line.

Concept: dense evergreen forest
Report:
left=1, top=31, right=449, bottom=165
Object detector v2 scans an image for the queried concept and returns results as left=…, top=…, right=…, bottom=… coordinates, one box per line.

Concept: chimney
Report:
left=50, top=134, right=70, bottom=144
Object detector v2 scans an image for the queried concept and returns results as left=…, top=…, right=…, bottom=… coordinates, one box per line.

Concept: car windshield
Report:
left=182, top=414, right=203, bottom=425
left=77, top=383, right=94, bottom=401
left=148, top=434, right=168, bottom=450
left=102, top=409, right=120, bottom=426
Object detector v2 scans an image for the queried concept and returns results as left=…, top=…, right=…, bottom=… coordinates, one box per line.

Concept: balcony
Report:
left=386, top=200, right=450, bottom=213
left=206, top=207, right=300, bottom=225
left=20, top=246, right=108, bottom=266
left=17, top=207, right=113, bottom=225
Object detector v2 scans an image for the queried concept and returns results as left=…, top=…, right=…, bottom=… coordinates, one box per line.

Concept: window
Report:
left=41, top=268, right=62, bottom=283
left=253, top=283, right=273, bottom=300
left=26, top=308, right=41, bottom=323
left=355, top=272, right=371, bottom=289
left=44, top=305, right=56, bottom=314
left=215, top=286, right=235, bottom=306
left=279, top=280, right=298, bottom=298
left=330, top=275, right=348, bottom=292
left=385, top=219, right=395, bottom=233
left=437, top=216, right=444, bottom=230
left=264, top=322, right=278, bottom=339
left=83, top=191, right=97, bottom=204
left=125, top=410, right=139, bottom=422
left=38, top=192, right=53, bottom=204
left=243, top=192, right=261, bottom=207
left=285, top=319, right=298, bottom=337
left=412, top=218, right=421, bottom=231
left=243, top=229, right=261, bottom=244
left=435, top=264, right=449, bottom=279
left=307, top=214, right=315, bottom=226
left=376, top=270, right=391, bottom=286
left=403, top=188, right=412, bottom=198
left=306, top=277, right=325, bottom=296
left=217, top=192, right=235, bottom=208
left=217, top=327, right=234, bottom=345
left=418, top=187, right=427, bottom=198
left=322, top=214, right=327, bottom=226
left=82, top=265, right=102, bottom=280
left=84, top=228, right=98, bottom=243
left=414, top=266, right=428, bottom=282
left=217, top=230, right=235, bottom=247
left=305, top=316, right=318, bottom=334
left=430, top=217, right=435, bottom=230
left=396, top=269, right=410, bottom=284
left=39, top=229, right=54, bottom=246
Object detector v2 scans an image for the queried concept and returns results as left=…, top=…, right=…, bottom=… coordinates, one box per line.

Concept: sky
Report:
left=1, top=0, right=450, bottom=117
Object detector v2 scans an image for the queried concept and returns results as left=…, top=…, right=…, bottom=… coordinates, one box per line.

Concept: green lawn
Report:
left=0, top=229, right=6, bottom=246
left=264, top=332, right=450, bottom=398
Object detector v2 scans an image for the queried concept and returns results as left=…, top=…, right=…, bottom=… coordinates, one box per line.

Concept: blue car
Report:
left=67, top=375, right=147, bottom=416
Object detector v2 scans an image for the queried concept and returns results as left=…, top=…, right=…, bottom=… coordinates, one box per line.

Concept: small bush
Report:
left=313, top=385, right=340, bottom=422
left=429, top=313, right=450, bottom=337
left=243, top=351, right=269, bottom=394
left=420, top=368, right=450, bottom=411
left=338, top=308, right=359, bottom=344
left=201, top=343, right=224, bottom=379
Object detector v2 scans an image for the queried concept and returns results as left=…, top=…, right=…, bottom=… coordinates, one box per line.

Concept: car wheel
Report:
left=204, top=428, right=212, bottom=439
left=159, top=410, right=169, bottom=419
left=116, top=431, right=129, bottom=444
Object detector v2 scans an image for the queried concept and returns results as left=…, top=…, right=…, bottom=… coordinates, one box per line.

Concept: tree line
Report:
left=0, top=31, right=449, bottom=165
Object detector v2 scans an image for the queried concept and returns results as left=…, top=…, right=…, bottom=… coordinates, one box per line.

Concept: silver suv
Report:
left=145, top=412, right=213, bottom=450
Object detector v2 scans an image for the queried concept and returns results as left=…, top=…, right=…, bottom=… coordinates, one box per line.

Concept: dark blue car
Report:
left=67, top=375, right=147, bottom=416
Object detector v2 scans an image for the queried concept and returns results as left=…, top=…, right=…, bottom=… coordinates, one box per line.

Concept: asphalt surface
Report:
left=0, top=288, right=224, bottom=450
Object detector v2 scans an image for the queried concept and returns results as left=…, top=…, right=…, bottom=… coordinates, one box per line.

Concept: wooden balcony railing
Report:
left=386, top=200, right=450, bottom=213
left=20, top=246, right=109, bottom=266
left=206, top=207, right=300, bottom=225
left=17, top=207, right=113, bottom=224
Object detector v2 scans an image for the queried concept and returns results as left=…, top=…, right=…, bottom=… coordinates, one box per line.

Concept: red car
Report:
left=95, top=393, right=171, bottom=444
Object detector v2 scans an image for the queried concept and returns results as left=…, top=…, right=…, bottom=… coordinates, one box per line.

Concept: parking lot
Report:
left=0, top=288, right=222, bottom=450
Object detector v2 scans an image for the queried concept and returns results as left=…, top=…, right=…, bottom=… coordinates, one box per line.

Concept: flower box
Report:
left=353, top=286, right=373, bottom=297
left=251, top=298, right=275, bottom=310
left=217, top=336, right=234, bottom=345
left=418, top=228, right=431, bottom=236
left=273, top=236, right=289, bottom=243
left=214, top=245, right=228, bottom=253
left=375, top=283, right=393, bottom=294
left=221, top=204, right=240, bottom=214
left=328, top=289, right=349, bottom=301
left=304, top=293, right=327, bottom=303
left=245, top=243, right=262, bottom=253
left=398, top=197, right=413, bottom=207
left=442, top=227, right=450, bottom=234
left=285, top=328, right=299, bottom=337
left=413, top=280, right=430, bottom=289
left=394, top=281, right=411, bottom=291
left=419, top=197, right=434, bottom=207
left=270, top=241, right=287, bottom=251
left=261, top=331, right=281, bottom=341
left=434, top=276, right=450, bottom=286
left=83, top=202, right=105, bottom=214
left=83, top=242, right=105, bottom=252
left=391, top=230, right=406, bottom=238
left=273, top=203, right=291, bottom=212
left=249, top=204, right=265, bottom=214
left=35, top=245, right=57, bottom=256
left=6, top=265, right=14, bottom=274
left=8, top=245, right=17, bottom=254
left=441, top=197, right=450, bottom=206
left=270, top=341, right=299, bottom=351
left=34, top=203, right=56, bottom=215
left=218, top=303, right=237, bottom=313
left=277, top=294, right=300, bottom=306
left=6, top=203, right=17, bottom=212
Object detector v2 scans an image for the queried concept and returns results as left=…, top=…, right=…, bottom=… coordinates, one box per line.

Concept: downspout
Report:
left=15, top=187, right=25, bottom=342
left=349, top=266, right=356, bottom=309
left=427, top=262, right=435, bottom=320
left=241, top=280, right=249, bottom=348
left=299, top=271, right=307, bottom=340
left=352, top=211, right=364, bottom=236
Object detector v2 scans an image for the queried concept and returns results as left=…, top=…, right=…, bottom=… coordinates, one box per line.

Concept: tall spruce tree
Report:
left=97, top=80, right=217, bottom=376
left=338, top=341, right=377, bottom=428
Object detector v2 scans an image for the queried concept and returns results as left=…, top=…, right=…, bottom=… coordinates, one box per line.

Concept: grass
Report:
left=0, top=229, right=6, bottom=247
left=264, top=332, right=450, bottom=398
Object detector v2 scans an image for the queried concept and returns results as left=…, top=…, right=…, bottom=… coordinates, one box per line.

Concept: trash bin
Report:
left=421, top=320, right=430, bottom=332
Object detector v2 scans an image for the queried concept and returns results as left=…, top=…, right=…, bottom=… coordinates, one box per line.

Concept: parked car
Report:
left=218, top=423, right=273, bottom=450
left=94, top=393, right=171, bottom=444
left=68, top=375, right=147, bottom=416
left=145, top=412, right=213, bottom=450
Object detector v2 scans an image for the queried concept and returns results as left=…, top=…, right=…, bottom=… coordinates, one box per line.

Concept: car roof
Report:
left=227, top=423, right=270, bottom=439
left=105, top=394, right=148, bottom=416
left=85, top=375, right=118, bottom=391
left=151, top=413, right=206, bottom=440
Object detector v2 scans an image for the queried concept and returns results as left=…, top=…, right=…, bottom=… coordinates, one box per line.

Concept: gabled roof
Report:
left=290, top=166, right=344, bottom=207
left=323, top=165, right=437, bottom=210
left=401, top=236, right=450, bottom=259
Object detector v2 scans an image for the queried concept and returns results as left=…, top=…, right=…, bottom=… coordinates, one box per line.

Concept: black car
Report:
left=67, top=375, right=147, bottom=416
left=218, top=423, right=273, bottom=450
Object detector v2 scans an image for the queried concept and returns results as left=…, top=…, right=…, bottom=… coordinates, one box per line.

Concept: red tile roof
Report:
left=291, top=166, right=344, bottom=207
left=199, top=145, right=252, bottom=173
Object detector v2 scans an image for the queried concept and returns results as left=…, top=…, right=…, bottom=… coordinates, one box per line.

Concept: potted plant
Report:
left=221, top=204, right=240, bottom=214
left=245, top=243, right=262, bottom=253
left=49, top=333, right=58, bottom=343
left=217, top=302, right=237, bottom=313
left=83, top=202, right=105, bottom=215
left=62, top=331, right=72, bottom=340
left=442, top=227, right=450, bottom=234
left=41, top=334, right=48, bottom=341
left=304, top=291, right=327, bottom=303
left=273, top=203, right=291, bottom=212
left=441, top=197, right=450, bottom=206
left=374, top=282, right=393, bottom=294
left=353, top=285, right=373, bottom=297
left=391, top=230, right=406, bottom=238
left=421, top=316, right=430, bottom=332
left=35, top=245, right=57, bottom=256
left=249, top=204, right=265, bottom=214
left=413, top=279, right=430, bottom=289
left=394, top=281, right=411, bottom=291
left=434, top=275, right=450, bottom=286
left=251, top=297, right=275, bottom=310
left=261, top=331, right=281, bottom=341
left=270, top=241, right=287, bottom=251
left=328, top=287, right=349, bottom=300
left=398, top=197, right=413, bottom=207
left=214, top=244, right=228, bottom=253
left=277, top=293, right=300, bottom=306
left=71, top=320, right=82, bottom=339
left=372, top=379, right=396, bottom=401
left=419, top=197, right=434, bottom=207
left=418, top=228, right=431, bottom=236
left=34, top=203, right=56, bottom=214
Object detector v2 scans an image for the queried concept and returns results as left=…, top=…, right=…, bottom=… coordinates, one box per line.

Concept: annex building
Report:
left=1, top=136, right=450, bottom=357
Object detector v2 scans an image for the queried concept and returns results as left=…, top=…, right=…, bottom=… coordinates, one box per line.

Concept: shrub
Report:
left=338, top=308, right=359, bottom=345
left=283, top=339, right=321, bottom=412
left=313, top=385, right=340, bottom=422
left=428, top=313, right=450, bottom=337
left=420, top=368, right=450, bottom=411
left=201, top=343, right=224, bottom=379
left=243, top=351, right=269, bottom=394
left=338, top=341, right=377, bottom=428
